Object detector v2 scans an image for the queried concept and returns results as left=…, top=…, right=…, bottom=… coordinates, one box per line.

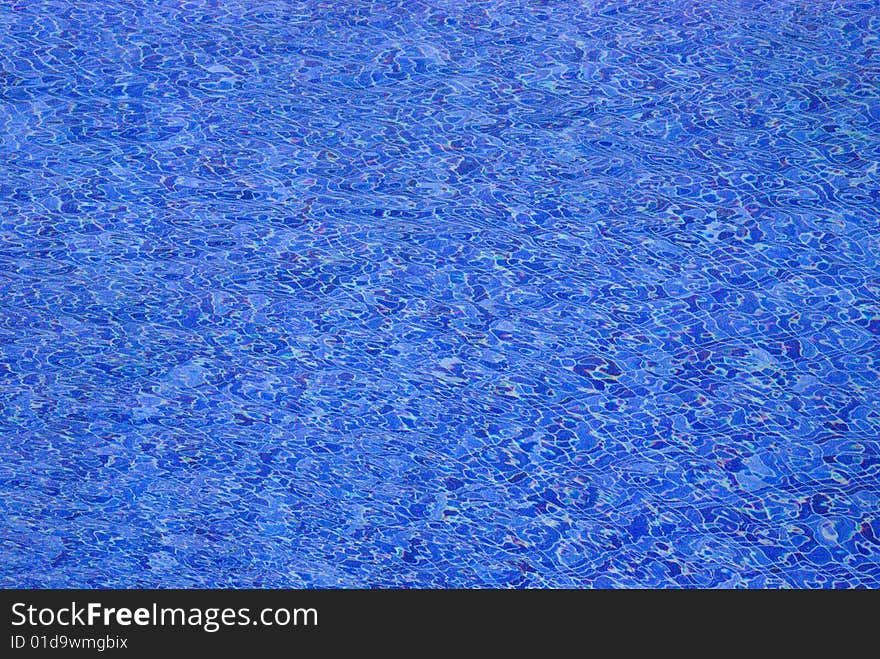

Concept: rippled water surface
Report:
left=1, top=0, right=878, bottom=587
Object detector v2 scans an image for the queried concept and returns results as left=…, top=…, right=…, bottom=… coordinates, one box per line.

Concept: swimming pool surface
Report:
left=1, top=0, right=878, bottom=588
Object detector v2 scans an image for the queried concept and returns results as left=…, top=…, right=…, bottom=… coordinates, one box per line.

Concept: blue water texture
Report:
left=1, top=0, right=878, bottom=588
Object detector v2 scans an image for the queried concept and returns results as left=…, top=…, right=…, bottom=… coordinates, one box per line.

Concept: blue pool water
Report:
left=1, top=0, right=878, bottom=588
